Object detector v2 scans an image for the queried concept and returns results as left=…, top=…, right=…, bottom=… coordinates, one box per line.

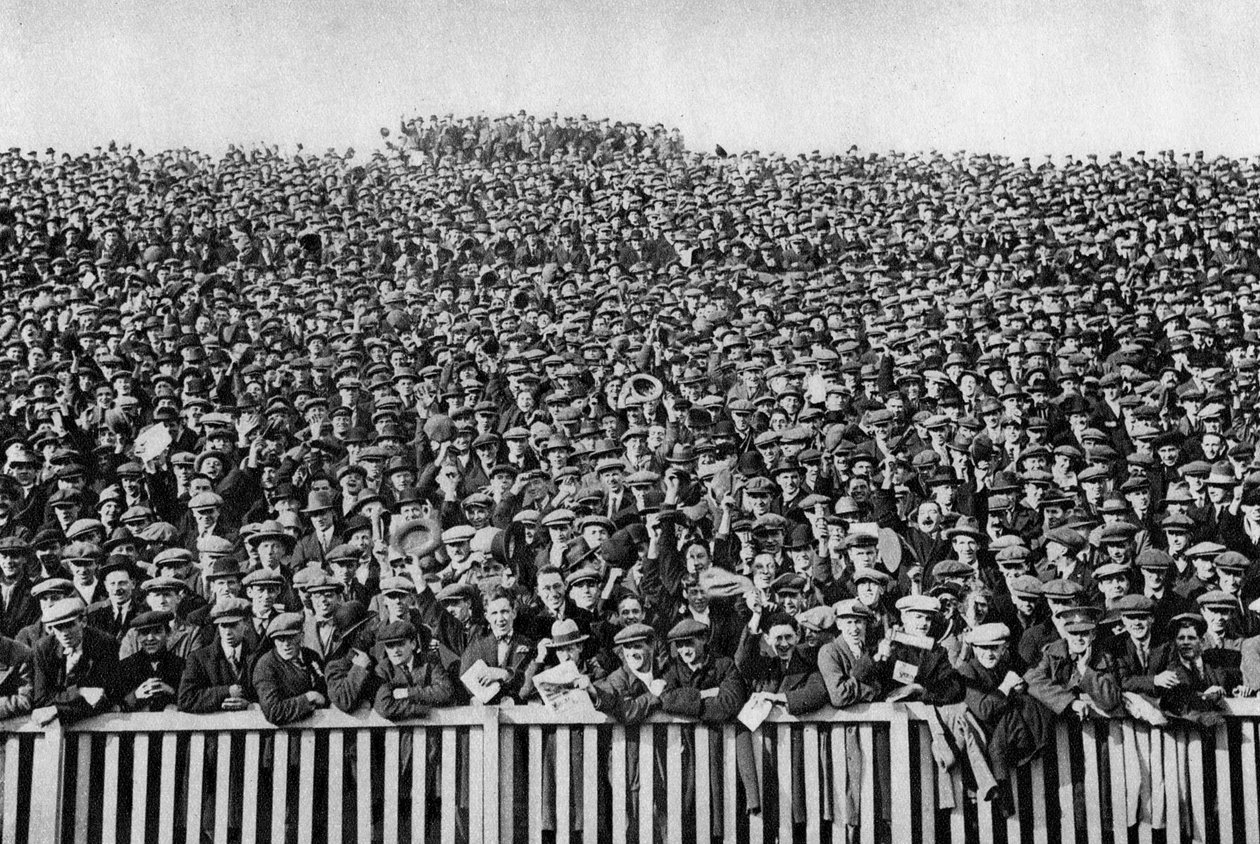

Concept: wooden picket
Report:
left=2, top=701, right=1260, bottom=843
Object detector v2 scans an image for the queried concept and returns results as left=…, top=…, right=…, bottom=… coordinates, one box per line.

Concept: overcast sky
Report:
left=2, top=0, right=1259, bottom=158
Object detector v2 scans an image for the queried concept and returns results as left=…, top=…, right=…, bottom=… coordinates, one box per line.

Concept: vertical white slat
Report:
left=638, top=724, right=655, bottom=844
left=1187, top=730, right=1206, bottom=844
left=440, top=728, right=457, bottom=844
left=482, top=710, right=499, bottom=844
left=411, top=729, right=428, bottom=844
left=858, top=724, right=875, bottom=844
left=1241, top=722, right=1259, bottom=844
left=1080, top=721, right=1102, bottom=844
left=74, top=734, right=92, bottom=844
left=29, top=724, right=67, bottom=844
left=777, top=726, right=793, bottom=844
left=723, top=727, right=738, bottom=844
left=1121, top=721, right=1142, bottom=831
left=1163, top=729, right=1181, bottom=844
left=185, top=734, right=205, bottom=844
left=1006, top=765, right=1023, bottom=844
left=356, top=730, right=372, bottom=844
left=1050, top=723, right=1071, bottom=844
left=696, top=725, right=713, bottom=844
left=1214, top=722, right=1234, bottom=844
left=977, top=781, right=995, bottom=844
left=1136, top=726, right=1153, bottom=844
left=241, top=732, right=260, bottom=844
left=3, top=736, right=21, bottom=844
left=1149, top=729, right=1165, bottom=830
left=297, top=731, right=316, bottom=844
left=888, top=709, right=913, bottom=844
left=383, top=730, right=401, bottom=844
left=803, top=725, right=821, bottom=844
left=1107, top=722, right=1128, bottom=844
left=326, top=731, right=343, bottom=844
left=583, top=726, right=599, bottom=844
left=498, top=720, right=514, bottom=843
left=750, top=730, right=764, bottom=844
left=102, top=734, right=120, bottom=844
left=557, top=727, right=572, bottom=844
left=129, top=734, right=150, bottom=844
left=157, top=733, right=178, bottom=844
left=918, top=724, right=935, bottom=844
left=665, top=725, right=682, bottom=844
left=948, top=763, right=966, bottom=844
left=271, top=732, right=290, bottom=844
left=527, top=726, right=543, bottom=844
left=611, top=726, right=628, bottom=844
left=214, top=733, right=231, bottom=844
left=467, top=724, right=483, bottom=844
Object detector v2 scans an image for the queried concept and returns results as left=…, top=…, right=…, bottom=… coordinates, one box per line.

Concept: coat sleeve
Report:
left=325, top=655, right=374, bottom=714
left=918, top=652, right=965, bottom=706
left=253, top=658, right=316, bottom=726
left=1023, top=653, right=1076, bottom=716
left=701, top=667, right=748, bottom=722
left=592, top=671, right=659, bottom=725
left=817, top=643, right=877, bottom=709
left=177, top=652, right=231, bottom=713
left=410, top=662, right=455, bottom=707
left=783, top=669, right=829, bottom=715
left=0, top=649, right=33, bottom=720
left=1080, top=659, right=1124, bottom=716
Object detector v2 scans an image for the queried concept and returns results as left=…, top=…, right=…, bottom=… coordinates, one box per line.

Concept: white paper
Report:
left=737, top=696, right=774, bottom=732
left=132, top=424, right=172, bottom=463
left=460, top=659, right=501, bottom=704
left=532, top=662, right=596, bottom=715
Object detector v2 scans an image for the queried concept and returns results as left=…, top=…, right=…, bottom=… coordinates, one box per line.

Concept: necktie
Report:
left=496, top=637, right=510, bottom=667
left=227, top=650, right=239, bottom=677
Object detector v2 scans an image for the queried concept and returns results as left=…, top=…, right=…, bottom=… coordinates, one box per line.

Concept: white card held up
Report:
left=737, top=695, right=774, bottom=732
left=460, top=660, right=501, bottom=703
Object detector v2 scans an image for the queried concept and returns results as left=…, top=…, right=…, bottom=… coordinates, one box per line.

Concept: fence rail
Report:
left=3, top=701, right=1260, bottom=843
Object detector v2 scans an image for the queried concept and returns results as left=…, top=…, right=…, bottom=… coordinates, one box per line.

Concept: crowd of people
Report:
left=1, top=113, right=1260, bottom=831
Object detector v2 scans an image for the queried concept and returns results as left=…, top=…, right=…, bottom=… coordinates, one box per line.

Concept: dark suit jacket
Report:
left=253, top=647, right=326, bottom=725
left=736, top=633, right=830, bottom=714
left=117, top=650, right=185, bottom=711
left=0, top=579, right=39, bottom=639
left=1107, top=636, right=1174, bottom=696
left=592, top=665, right=661, bottom=724
left=32, top=626, right=120, bottom=722
left=372, top=654, right=455, bottom=719
left=0, top=635, right=33, bottom=719
left=86, top=598, right=140, bottom=641
left=1024, top=639, right=1123, bottom=716
left=177, top=640, right=256, bottom=713
left=458, top=632, right=534, bottom=703
left=659, top=655, right=746, bottom=721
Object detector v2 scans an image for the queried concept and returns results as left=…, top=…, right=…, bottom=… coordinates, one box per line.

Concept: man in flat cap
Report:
left=32, top=596, right=118, bottom=723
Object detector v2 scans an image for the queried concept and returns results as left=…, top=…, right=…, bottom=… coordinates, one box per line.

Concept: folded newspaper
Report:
left=531, top=660, right=596, bottom=714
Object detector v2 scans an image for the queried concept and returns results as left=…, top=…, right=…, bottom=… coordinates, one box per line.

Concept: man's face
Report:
left=273, top=633, right=301, bottom=661
left=0, top=552, right=22, bottom=580
left=217, top=619, right=246, bottom=648
left=619, top=640, right=653, bottom=673
left=901, top=610, right=934, bottom=637
left=838, top=616, right=868, bottom=649
left=1065, top=630, right=1092, bottom=656
left=50, top=617, right=85, bottom=651
left=67, top=559, right=97, bottom=584
left=674, top=637, right=704, bottom=667
left=137, top=625, right=167, bottom=656
left=485, top=597, right=515, bottom=639
left=310, top=589, right=338, bottom=619
left=385, top=637, right=418, bottom=666
left=1121, top=614, right=1152, bottom=641
left=248, top=584, right=280, bottom=615
left=569, top=580, right=598, bottom=610
left=104, top=570, right=134, bottom=605
left=146, top=588, right=180, bottom=613
left=765, top=623, right=798, bottom=659
left=1175, top=626, right=1204, bottom=661
left=536, top=573, right=565, bottom=611
left=974, top=643, right=1005, bottom=670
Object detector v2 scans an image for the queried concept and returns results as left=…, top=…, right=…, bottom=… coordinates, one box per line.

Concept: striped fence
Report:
left=1, top=700, right=1259, bottom=843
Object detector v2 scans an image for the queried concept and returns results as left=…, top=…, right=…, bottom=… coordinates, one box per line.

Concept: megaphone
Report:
left=618, top=374, right=663, bottom=408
